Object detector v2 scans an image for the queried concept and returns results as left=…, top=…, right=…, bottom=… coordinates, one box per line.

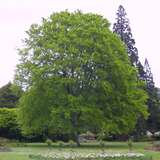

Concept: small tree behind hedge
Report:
left=0, top=108, right=20, bottom=139
left=0, top=83, right=22, bottom=108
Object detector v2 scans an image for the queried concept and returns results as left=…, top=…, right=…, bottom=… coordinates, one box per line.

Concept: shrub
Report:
left=99, top=140, right=105, bottom=153
left=14, top=142, right=27, bottom=147
left=153, top=141, right=160, bottom=148
left=57, top=141, right=65, bottom=148
left=128, top=139, right=133, bottom=152
left=45, top=138, right=52, bottom=147
left=68, top=140, right=76, bottom=147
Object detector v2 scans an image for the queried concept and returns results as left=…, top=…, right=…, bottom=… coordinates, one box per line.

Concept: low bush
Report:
left=127, top=139, right=133, bottom=151
left=68, top=140, right=76, bottom=147
left=153, top=141, right=160, bottom=148
left=45, top=138, right=53, bottom=147
left=57, top=141, right=65, bottom=148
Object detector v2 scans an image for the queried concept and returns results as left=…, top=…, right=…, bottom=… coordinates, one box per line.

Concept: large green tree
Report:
left=15, top=11, right=148, bottom=145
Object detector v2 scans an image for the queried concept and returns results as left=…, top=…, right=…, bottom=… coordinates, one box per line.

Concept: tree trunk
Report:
left=74, top=131, right=80, bottom=147
left=72, top=112, right=81, bottom=147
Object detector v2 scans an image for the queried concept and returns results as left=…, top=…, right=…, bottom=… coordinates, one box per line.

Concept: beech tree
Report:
left=15, top=11, right=148, bottom=146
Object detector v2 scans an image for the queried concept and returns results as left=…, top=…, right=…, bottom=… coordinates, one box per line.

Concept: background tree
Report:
left=113, top=5, right=148, bottom=139
left=157, top=88, right=160, bottom=98
left=0, top=83, right=23, bottom=139
left=0, top=82, right=22, bottom=108
left=144, top=58, right=160, bottom=132
left=144, top=59, right=154, bottom=92
left=16, top=11, right=148, bottom=146
left=113, top=5, right=145, bottom=80
left=0, top=108, right=20, bottom=139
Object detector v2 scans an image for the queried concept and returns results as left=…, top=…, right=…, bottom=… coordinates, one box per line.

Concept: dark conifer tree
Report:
left=144, top=58, right=160, bottom=132
left=113, top=5, right=145, bottom=81
left=137, top=61, right=146, bottom=81
left=0, top=83, right=22, bottom=108
left=113, top=5, right=160, bottom=136
left=144, top=59, right=154, bottom=91
left=113, top=5, right=139, bottom=66
left=113, top=5, right=155, bottom=137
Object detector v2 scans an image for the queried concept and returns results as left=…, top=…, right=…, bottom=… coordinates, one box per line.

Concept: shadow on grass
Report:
left=9, top=141, right=150, bottom=151
left=22, top=142, right=131, bottom=149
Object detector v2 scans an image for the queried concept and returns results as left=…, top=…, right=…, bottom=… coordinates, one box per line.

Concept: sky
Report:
left=0, top=0, right=160, bottom=87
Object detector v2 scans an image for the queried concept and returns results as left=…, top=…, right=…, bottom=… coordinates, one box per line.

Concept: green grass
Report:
left=0, top=141, right=159, bottom=160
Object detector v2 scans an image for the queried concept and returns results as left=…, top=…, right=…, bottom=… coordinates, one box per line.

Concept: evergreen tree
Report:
left=137, top=61, right=146, bottom=81
left=144, top=58, right=160, bottom=131
left=157, top=88, right=160, bottom=98
left=113, top=5, right=139, bottom=66
left=113, top=5, right=160, bottom=135
left=113, top=5, right=145, bottom=80
left=113, top=5, right=147, bottom=138
left=0, top=83, right=22, bottom=108
left=144, top=59, right=154, bottom=91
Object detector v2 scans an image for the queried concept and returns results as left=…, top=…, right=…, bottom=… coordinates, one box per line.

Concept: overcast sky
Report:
left=0, top=0, right=160, bottom=87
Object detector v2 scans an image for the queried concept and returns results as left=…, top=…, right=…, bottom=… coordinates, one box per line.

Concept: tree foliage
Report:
left=0, top=108, right=20, bottom=139
left=144, top=59, right=160, bottom=131
left=15, top=11, right=148, bottom=145
left=144, top=59, right=154, bottom=92
left=157, top=88, right=160, bottom=98
left=0, top=82, right=22, bottom=108
left=113, top=5, right=145, bottom=81
left=113, top=5, right=150, bottom=138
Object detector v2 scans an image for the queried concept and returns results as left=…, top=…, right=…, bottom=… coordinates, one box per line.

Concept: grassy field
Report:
left=0, top=141, right=159, bottom=160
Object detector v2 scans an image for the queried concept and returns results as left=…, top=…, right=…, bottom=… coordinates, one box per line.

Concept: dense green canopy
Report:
left=0, top=83, right=21, bottom=108
left=15, top=11, right=148, bottom=145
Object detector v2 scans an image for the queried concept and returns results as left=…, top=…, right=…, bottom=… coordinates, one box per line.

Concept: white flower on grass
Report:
left=39, top=151, right=144, bottom=159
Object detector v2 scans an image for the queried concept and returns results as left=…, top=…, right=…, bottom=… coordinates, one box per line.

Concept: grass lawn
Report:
left=0, top=141, right=159, bottom=160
